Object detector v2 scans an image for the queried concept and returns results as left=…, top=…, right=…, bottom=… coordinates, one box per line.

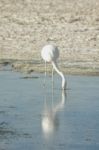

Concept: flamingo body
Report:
left=41, top=45, right=59, bottom=62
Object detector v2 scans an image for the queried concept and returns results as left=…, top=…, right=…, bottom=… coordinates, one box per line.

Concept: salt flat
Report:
left=0, top=0, right=99, bottom=75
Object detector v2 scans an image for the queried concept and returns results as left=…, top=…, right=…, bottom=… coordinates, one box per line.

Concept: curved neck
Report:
left=52, top=61, right=66, bottom=90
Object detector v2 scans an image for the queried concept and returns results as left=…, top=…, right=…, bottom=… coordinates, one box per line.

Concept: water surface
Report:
left=0, top=70, right=99, bottom=150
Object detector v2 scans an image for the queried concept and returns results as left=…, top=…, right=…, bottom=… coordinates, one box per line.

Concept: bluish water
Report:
left=0, top=70, right=99, bottom=150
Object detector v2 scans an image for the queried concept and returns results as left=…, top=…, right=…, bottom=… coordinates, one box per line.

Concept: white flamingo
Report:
left=41, top=44, right=66, bottom=90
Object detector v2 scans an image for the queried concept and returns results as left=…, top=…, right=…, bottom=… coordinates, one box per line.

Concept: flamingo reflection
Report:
left=41, top=90, right=66, bottom=138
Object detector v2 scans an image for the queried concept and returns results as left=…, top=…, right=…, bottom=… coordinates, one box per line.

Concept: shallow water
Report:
left=0, top=70, right=99, bottom=150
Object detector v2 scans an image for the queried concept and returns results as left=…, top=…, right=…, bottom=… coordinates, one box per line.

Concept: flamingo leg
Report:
left=44, top=61, right=47, bottom=87
left=43, top=61, right=47, bottom=109
left=52, top=66, right=54, bottom=89
left=52, top=66, right=54, bottom=109
left=45, top=61, right=47, bottom=77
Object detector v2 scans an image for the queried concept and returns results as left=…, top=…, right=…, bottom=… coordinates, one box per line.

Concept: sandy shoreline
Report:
left=0, top=0, right=99, bottom=75
left=0, top=59, right=99, bottom=76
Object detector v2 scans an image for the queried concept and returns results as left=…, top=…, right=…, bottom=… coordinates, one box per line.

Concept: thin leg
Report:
left=52, top=66, right=54, bottom=89
left=44, top=61, right=47, bottom=87
left=45, top=61, right=47, bottom=78
left=44, top=61, right=47, bottom=110
left=52, top=66, right=54, bottom=109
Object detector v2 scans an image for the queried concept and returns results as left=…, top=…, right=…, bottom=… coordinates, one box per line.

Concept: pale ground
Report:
left=0, top=0, right=99, bottom=75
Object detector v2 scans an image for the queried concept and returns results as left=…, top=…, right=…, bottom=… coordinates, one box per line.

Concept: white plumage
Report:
left=41, top=45, right=59, bottom=62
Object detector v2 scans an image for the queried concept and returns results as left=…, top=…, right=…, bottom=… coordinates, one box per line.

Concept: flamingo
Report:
left=41, top=44, right=66, bottom=90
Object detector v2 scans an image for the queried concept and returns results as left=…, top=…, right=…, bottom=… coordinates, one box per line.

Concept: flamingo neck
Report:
left=52, top=61, right=66, bottom=90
